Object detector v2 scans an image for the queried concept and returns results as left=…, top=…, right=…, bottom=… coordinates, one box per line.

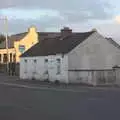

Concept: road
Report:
left=0, top=82, right=120, bottom=120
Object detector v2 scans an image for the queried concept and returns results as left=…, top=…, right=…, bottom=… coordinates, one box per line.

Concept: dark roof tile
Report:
left=21, top=31, right=95, bottom=57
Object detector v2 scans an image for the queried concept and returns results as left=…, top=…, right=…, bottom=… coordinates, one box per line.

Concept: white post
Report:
left=4, top=16, right=9, bottom=72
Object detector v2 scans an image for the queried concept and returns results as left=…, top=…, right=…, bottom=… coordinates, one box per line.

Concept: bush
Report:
left=44, top=79, right=49, bottom=83
left=54, top=80, right=60, bottom=85
left=32, top=77, right=35, bottom=80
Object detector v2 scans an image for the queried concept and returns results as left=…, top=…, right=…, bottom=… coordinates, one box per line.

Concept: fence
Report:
left=68, top=69, right=116, bottom=86
left=0, top=64, right=7, bottom=73
left=0, top=63, right=20, bottom=76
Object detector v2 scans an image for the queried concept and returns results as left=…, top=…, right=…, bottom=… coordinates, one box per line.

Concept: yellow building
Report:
left=0, top=26, right=38, bottom=64
left=0, top=26, right=65, bottom=65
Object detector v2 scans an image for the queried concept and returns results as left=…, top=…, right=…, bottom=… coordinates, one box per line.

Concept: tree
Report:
left=0, top=34, right=6, bottom=43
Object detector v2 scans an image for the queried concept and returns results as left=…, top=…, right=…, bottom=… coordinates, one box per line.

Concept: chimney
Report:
left=60, top=27, right=72, bottom=37
left=91, top=28, right=97, bottom=32
left=28, top=26, right=37, bottom=33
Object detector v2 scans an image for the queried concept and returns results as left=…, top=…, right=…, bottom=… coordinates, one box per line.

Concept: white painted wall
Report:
left=68, top=71, right=94, bottom=85
left=20, top=54, right=68, bottom=83
left=68, top=32, right=120, bottom=84
left=20, top=32, right=120, bottom=85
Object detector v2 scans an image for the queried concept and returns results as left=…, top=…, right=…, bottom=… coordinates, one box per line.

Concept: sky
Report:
left=0, top=0, right=120, bottom=40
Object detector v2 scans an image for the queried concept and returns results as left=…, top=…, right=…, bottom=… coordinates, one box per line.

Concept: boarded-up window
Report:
left=33, top=59, right=37, bottom=74
left=44, top=59, right=48, bottom=74
left=56, top=58, right=61, bottom=74
left=24, top=59, right=27, bottom=73
left=34, top=59, right=37, bottom=63
left=24, top=59, right=27, bottom=63
left=45, top=59, right=48, bottom=63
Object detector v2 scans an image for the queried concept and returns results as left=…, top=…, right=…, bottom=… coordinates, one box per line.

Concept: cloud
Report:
left=114, top=15, right=120, bottom=23
left=0, top=15, right=67, bottom=34
left=0, top=0, right=115, bottom=34
left=0, top=0, right=17, bottom=8
left=95, top=22, right=120, bottom=41
left=0, top=0, right=113, bottom=22
left=0, top=8, right=61, bottom=20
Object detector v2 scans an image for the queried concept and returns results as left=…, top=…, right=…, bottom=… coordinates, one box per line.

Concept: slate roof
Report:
left=10, top=32, right=60, bottom=42
left=21, top=31, right=95, bottom=57
left=0, top=37, right=15, bottom=49
left=0, top=32, right=28, bottom=49
left=0, top=32, right=61, bottom=49
left=8, top=32, right=28, bottom=48
left=106, top=37, right=120, bottom=49
left=37, top=32, right=60, bottom=41
left=0, top=40, right=6, bottom=49
left=10, top=32, right=27, bottom=41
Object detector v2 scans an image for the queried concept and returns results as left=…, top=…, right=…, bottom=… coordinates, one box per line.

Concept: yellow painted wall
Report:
left=0, top=48, right=15, bottom=54
left=14, top=26, right=39, bottom=62
left=0, top=26, right=39, bottom=63
left=0, top=48, right=15, bottom=63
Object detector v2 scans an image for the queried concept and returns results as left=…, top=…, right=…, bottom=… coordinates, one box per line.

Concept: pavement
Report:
left=0, top=74, right=116, bottom=90
left=0, top=73, right=119, bottom=91
left=0, top=73, right=120, bottom=120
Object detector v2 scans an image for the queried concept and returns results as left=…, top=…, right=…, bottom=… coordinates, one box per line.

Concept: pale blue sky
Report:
left=0, top=0, right=120, bottom=40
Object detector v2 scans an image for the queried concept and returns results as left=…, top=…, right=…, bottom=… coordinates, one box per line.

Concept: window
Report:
left=24, top=59, right=27, bottom=63
left=33, top=59, right=37, bottom=74
left=24, top=59, right=28, bottom=73
left=56, top=58, right=61, bottom=74
left=44, top=59, right=48, bottom=74
left=19, top=45, right=25, bottom=53
left=34, top=59, right=37, bottom=63
left=45, top=59, right=48, bottom=63
left=3, top=54, right=8, bottom=63
left=10, top=53, right=12, bottom=62
left=0, top=54, right=1, bottom=62
left=57, top=58, right=60, bottom=63
left=13, top=54, right=16, bottom=62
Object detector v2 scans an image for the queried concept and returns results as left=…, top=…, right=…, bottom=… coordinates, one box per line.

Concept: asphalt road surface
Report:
left=0, top=83, right=120, bottom=120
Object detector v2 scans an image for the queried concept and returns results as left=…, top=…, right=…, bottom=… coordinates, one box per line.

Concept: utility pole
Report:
left=4, top=16, right=9, bottom=73
left=0, top=16, right=9, bottom=72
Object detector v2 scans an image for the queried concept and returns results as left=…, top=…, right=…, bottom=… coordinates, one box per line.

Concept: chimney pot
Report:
left=91, top=28, right=97, bottom=32
left=61, top=27, right=72, bottom=37
left=28, top=26, right=37, bottom=33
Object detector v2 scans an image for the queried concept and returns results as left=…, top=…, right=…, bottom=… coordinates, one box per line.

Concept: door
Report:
left=48, top=58, right=56, bottom=82
left=48, top=58, right=62, bottom=82
left=97, top=71, right=105, bottom=84
left=44, top=59, right=49, bottom=80
left=32, top=59, right=37, bottom=79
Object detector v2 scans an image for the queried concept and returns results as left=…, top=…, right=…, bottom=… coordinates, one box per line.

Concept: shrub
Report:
left=54, top=80, right=60, bottom=85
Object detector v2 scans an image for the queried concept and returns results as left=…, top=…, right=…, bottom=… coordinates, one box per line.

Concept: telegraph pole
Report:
left=4, top=16, right=9, bottom=73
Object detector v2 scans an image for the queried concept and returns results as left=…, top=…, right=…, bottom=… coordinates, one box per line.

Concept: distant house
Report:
left=20, top=27, right=120, bottom=85
left=0, top=26, right=61, bottom=64
left=0, top=26, right=39, bottom=64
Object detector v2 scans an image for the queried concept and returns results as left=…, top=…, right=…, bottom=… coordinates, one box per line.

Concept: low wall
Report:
left=68, top=69, right=116, bottom=86
left=0, top=64, right=7, bottom=73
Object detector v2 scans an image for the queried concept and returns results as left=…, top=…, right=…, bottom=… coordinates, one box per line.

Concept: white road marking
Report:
left=0, top=82, right=88, bottom=93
